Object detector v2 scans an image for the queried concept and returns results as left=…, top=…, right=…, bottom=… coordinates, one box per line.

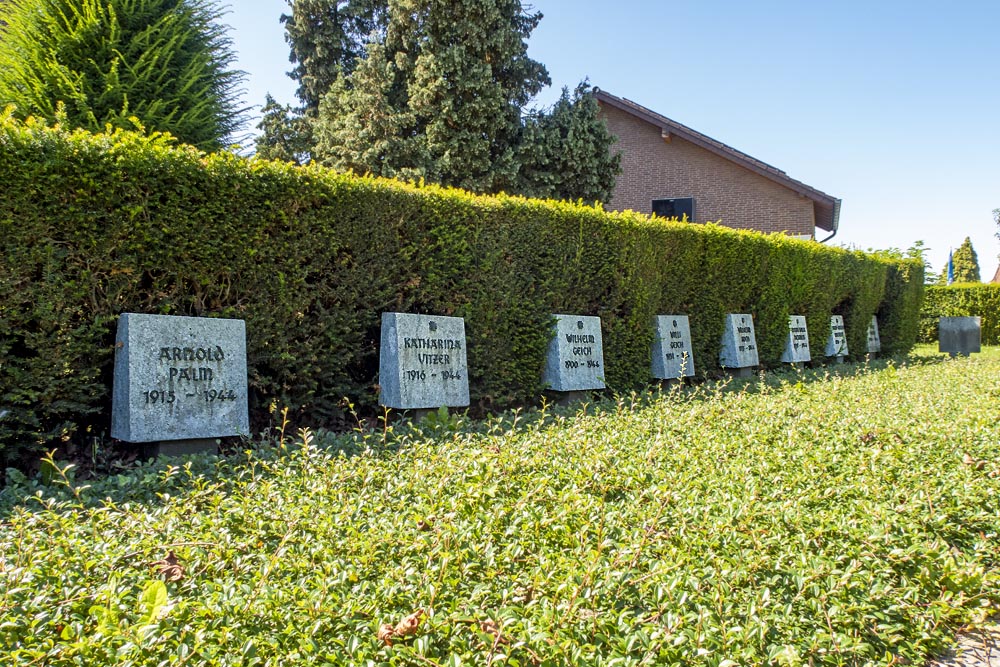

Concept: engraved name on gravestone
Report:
left=111, top=313, right=249, bottom=442
left=651, top=315, right=695, bottom=379
left=719, top=314, right=759, bottom=368
left=866, top=315, right=882, bottom=354
left=780, top=315, right=811, bottom=363
left=939, top=316, right=981, bottom=357
left=379, top=312, right=469, bottom=409
left=825, top=315, right=849, bottom=357
left=542, top=315, right=606, bottom=392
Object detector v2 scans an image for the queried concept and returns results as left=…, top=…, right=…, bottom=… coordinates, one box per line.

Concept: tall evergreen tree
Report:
left=281, top=0, right=387, bottom=114
left=516, top=82, right=620, bottom=203
left=0, top=0, right=246, bottom=151
left=254, top=94, right=314, bottom=163
left=314, top=0, right=550, bottom=193
left=952, top=236, right=981, bottom=283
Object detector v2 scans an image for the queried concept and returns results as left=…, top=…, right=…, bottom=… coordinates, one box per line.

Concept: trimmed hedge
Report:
left=919, top=284, right=1000, bottom=343
left=0, top=114, right=924, bottom=465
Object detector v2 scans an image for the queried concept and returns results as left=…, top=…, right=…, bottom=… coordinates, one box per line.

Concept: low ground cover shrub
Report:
left=0, top=114, right=924, bottom=466
left=919, top=284, right=1000, bottom=343
left=2, top=352, right=997, bottom=665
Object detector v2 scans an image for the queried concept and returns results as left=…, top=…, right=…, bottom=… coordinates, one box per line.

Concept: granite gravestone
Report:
left=379, top=313, right=469, bottom=409
left=111, top=313, right=249, bottom=447
left=939, top=316, right=981, bottom=357
left=780, top=315, right=811, bottom=364
left=542, top=314, right=606, bottom=392
left=825, top=315, right=849, bottom=359
left=719, top=314, right=758, bottom=374
left=651, top=315, right=695, bottom=379
left=866, top=316, right=882, bottom=354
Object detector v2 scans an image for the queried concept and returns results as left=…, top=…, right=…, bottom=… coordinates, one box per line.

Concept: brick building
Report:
left=595, top=89, right=841, bottom=240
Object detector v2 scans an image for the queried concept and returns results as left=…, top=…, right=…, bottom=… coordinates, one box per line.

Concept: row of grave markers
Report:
left=110, top=311, right=883, bottom=448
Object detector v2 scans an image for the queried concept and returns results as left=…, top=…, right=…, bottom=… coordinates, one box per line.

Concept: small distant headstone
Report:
left=939, top=316, right=981, bottom=357
left=719, top=314, right=758, bottom=374
left=866, top=316, right=881, bottom=354
left=780, top=315, right=811, bottom=364
left=542, top=314, right=606, bottom=392
left=379, top=312, right=469, bottom=409
left=651, top=315, right=695, bottom=379
left=111, top=313, right=249, bottom=447
left=825, top=315, right=849, bottom=359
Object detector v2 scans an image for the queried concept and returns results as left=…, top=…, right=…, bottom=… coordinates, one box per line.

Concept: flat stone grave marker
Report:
left=111, top=313, right=249, bottom=445
left=542, top=314, right=606, bottom=392
left=780, top=315, right=811, bottom=364
left=939, top=316, right=981, bottom=357
left=379, top=312, right=469, bottom=409
left=651, top=315, right=695, bottom=379
left=719, top=313, right=759, bottom=371
left=825, top=315, right=849, bottom=358
left=867, top=315, right=882, bottom=354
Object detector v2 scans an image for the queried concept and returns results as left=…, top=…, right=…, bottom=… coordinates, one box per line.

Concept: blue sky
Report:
left=227, top=0, right=1000, bottom=280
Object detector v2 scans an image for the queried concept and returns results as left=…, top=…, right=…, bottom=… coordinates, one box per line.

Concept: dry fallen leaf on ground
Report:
left=377, top=623, right=396, bottom=646
left=395, top=609, right=425, bottom=637
left=377, top=609, right=426, bottom=646
left=149, top=550, right=184, bottom=582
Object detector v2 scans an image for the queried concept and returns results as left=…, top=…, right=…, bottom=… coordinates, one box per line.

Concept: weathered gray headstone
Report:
left=719, top=314, right=759, bottom=370
left=939, top=316, right=981, bottom=357
left=866, top=315, right=881, bottom=354
left=651, top=315, right=695, bottom=379
left=542, top=314, right=606, bottom=392
left=379, top=312, right=469, bottom=409
left=825, top=315, right=849, bottom=358
left=780, top=315, right=811, bottom=363
left=111, top=313, right=249, bottom=443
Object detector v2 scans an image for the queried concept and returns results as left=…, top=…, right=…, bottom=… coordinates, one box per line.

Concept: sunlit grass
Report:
left=2, top=351, right=999, bottom=666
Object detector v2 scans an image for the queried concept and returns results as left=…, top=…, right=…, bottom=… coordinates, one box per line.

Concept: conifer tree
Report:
left=0, top=0, right=246, bottom=151
left=314, top=0, right=550, bottom=193
left=951, top=236, right=981, bottom=283
left=516, top=82, right=621, bottom=204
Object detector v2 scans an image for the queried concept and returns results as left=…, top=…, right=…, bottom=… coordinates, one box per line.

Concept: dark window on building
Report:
left=652, top=197, right=695, bottom=221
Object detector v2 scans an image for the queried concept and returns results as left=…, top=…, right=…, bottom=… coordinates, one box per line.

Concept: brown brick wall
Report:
left=601, top=105, right=816, bottom=237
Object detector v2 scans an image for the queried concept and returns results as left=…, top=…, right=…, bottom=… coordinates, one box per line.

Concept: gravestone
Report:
left=825, top=315, right=849, bottom=360
left=111, top=313, right=249, bottom=452
left=542, top=314, right=606, bottom=394
left=939, top=316, right=981, bottom=357
left=780, top=315, right=811, bottom=364
left=379, top=312, right=469, bottom=409
left=866, top=316, right=881, bottom=354
left=651, top=315, right=695, bottom=379
left=719, top=314, right=758, bottom=376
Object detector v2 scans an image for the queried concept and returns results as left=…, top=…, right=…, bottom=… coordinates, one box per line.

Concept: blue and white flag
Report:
left=947, top=249, right=954, bottom=285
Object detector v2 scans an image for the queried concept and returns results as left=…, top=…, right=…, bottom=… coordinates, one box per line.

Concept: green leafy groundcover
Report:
left=3, top=351, right=999, bottom=666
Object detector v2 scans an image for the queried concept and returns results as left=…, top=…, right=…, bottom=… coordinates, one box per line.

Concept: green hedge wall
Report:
left=919, top=284, right=1000, bottom=343
left=0, top=115, right=924, bottom=465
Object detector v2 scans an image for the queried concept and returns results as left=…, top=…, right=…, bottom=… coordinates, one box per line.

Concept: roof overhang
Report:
left=594, top=88, right=840, bottom=233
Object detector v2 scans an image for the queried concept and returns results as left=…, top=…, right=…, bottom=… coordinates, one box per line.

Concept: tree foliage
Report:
left=516, top=82, right=621, bottom=204
left=281, top=0, right=387, bottom=114
left=314, top=0, right=550, bottom=193
left=0, top=0, right=247, bottom=151
left=939, top=236, right=981, bottom=284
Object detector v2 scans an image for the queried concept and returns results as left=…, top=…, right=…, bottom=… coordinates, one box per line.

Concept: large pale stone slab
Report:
left=825, top=315, right=849, bottom=357
left=379, top=313, right=469, bottom=409
left=780, top=315, right=811, bottom=363
left=719, top=314, right=759, bottom=368
left=542, top=314, right=606, bottom=392
left=867, top=316, right=882, bottom=354
left=111, top=313, right=249, bottom=443
left=939, top=316, right=981, bottom=356
left=651, top=315, right=695, bottom=379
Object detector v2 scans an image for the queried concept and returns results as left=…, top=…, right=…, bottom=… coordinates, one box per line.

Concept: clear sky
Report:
left=226, top=0, right=1000, bottom=281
